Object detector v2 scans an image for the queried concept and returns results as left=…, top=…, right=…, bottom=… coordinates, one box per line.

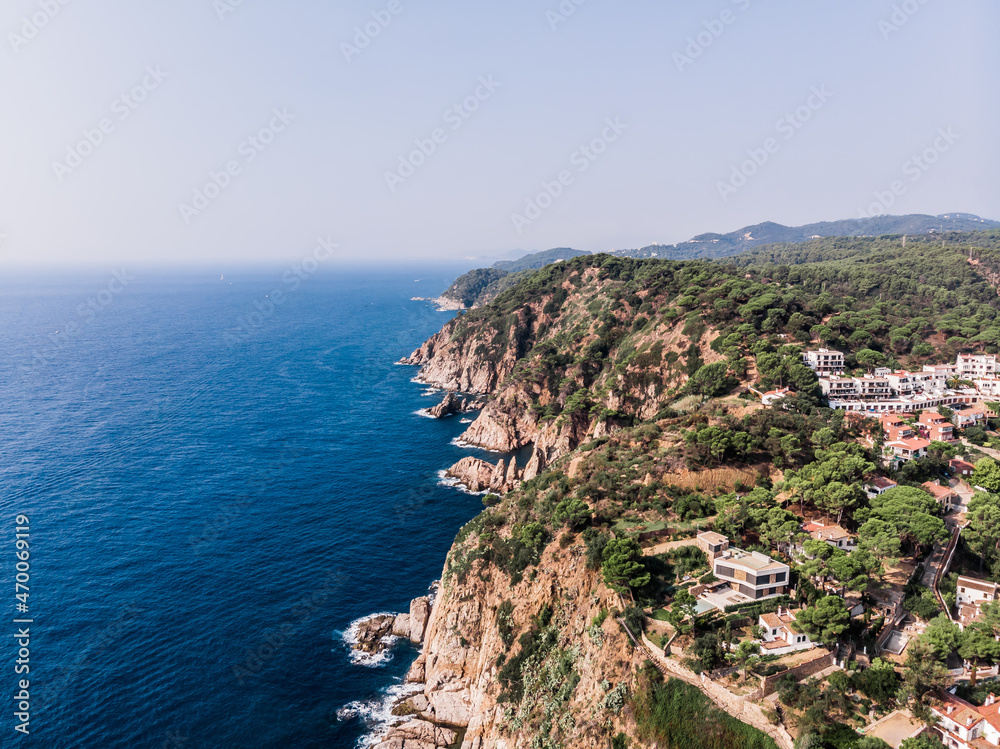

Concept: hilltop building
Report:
left=803, top=348, right=845, bottom=376
left=928, top=690, right=1000, bottom=749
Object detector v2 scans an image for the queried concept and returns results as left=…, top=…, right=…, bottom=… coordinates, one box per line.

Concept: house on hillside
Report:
left=952, top=402, right=990, bottom=429
left=950, top=458, right=975, bottom=479
left=957, top=576, right=1000, bottom=630
left=881, top=414, right=916, bottom=443
left=928, top=689, right=1000, bottom=748
left=922, top=481, right=960, bottom=512
left=757, top=607, right=813, bottom=655
left=801, top=521, right=856, bottom=551
left=958, top=353, right=1000, bottom=379
left=803, top=348, right=845, bottom=376
left=761, top=388, right=793, bottom=406
left=865, top=476, right=898, bottom=499
left=885, top=437, right=930, bottom=462
left=712, top=545, right=790, bottom=601
left=696, top=531, right=730, bottom=561
left=919, top=410, right=956, bottom=442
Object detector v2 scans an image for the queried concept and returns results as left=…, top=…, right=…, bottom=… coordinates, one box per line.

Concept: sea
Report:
left=0, top=267, right=498, bottom=748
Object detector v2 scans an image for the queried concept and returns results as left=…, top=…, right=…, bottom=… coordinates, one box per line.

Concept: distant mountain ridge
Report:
left=436, top=213, right=998, bottom=308
left=612, top=212, right=999, bottom=260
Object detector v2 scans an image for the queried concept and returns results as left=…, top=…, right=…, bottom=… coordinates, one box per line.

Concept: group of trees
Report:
left=783, top=441, right=875, bottom=522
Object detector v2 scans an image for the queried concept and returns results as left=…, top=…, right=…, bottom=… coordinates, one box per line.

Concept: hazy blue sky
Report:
left=1, top=0, right=997, bottom=268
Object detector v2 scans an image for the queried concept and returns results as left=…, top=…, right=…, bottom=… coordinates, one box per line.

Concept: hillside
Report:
left=618, top=212, right=999, bottom=261
left=436, top=214, right=998, bottom=309
left=383, top=230, right=1000, bottom=749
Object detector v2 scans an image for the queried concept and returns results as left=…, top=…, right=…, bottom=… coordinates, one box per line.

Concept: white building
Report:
left=757, top=607, right=813, bottom=655
left=713, top=546, right=790, bottom=600
left=958, top=354, right=1000, bottom=379
left=801, top=521, right=856, bottom=551
left=929, top=690, right=1000, bottom=749
left=956, top=576, right=1000, bottom=630
left=803, top=348, right=845, bottom=376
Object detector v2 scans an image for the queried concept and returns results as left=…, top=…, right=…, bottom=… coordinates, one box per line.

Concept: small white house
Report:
left=757, top=607, right=813, bottom=655
left=802, top=521, right=857, bottom=552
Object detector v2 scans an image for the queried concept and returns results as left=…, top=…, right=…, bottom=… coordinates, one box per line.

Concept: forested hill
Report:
left=438, top=215, right=998, bottom=309
left=442, top=230, right=1000, bottom=387
left=401, top=227, right=1000, bottom=749
left=617, top=212, right=998, bottom=260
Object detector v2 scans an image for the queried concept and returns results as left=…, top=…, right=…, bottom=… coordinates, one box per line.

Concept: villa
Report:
left=918, top=410, right=956, bottom=442
left=757, top=607, right=813, bottom=655
left=922, top=481, right=961, bottom=512
left=711, top=544, right=790, bottom=601
left=928, top=690, right=1000, bottom=749
left=801, top=521, right=856, bottom=551
left=956, top=576, right=1000, bottom=630
left=865, top=476, right=898, bottom=499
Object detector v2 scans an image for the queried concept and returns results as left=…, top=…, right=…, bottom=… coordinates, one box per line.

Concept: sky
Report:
left=0, top=0, right=997, bottom=269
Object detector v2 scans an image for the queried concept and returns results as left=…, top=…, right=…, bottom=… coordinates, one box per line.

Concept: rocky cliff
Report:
left=372, top=256, right=760, bottom=747
left=373, top=522, right=642, bottom=749
left=404, top=257, right=727, bottom=485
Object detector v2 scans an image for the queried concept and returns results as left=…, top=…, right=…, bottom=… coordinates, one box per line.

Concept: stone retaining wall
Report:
left=630, top=625, right=794, bottom=749
left=753, top=649, right=835, bottom=699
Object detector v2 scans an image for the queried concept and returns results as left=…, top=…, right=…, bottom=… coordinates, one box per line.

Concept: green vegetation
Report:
left=425, top=230, right=1000, bottom=746
left=632, top=669, right=778, bottom=749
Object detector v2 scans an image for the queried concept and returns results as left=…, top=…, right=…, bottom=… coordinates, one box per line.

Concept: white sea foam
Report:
left=436, top=469, right=488, bottom=496
left=340, top=613, right=402, bottom=668
left=337, top=681, right=424, bottom=748
left=413, top=409, right=435, bottom=419
left=449, top=435, right=502, bottom=453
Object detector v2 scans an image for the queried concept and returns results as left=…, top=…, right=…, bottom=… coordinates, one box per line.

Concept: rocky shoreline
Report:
left=350, top=587, right=472, bottom=749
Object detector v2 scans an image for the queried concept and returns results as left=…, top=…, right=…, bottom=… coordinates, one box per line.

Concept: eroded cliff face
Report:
left=377, top=531, right=641, bottom=749
left=404, top=263, right=725, bottom=479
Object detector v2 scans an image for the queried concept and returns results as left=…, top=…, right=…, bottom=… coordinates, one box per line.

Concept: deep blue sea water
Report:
left=0, top=268, right=495, bottom=748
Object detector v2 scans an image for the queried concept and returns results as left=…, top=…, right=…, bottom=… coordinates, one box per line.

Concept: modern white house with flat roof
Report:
left=712, top=545, right=790, bottom=600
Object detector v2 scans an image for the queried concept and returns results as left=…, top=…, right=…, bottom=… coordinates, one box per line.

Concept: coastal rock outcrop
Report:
left=426, top=392, right=486, bottom=419
left=394, top=531, right=639, bottom=749
left=372, top=719, right=458, bottom=749
left=409, top=596, right=431, bottom=644
left=352, top=614, right=397, bottom=655
left=444, top=456, right=521, bottom=494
